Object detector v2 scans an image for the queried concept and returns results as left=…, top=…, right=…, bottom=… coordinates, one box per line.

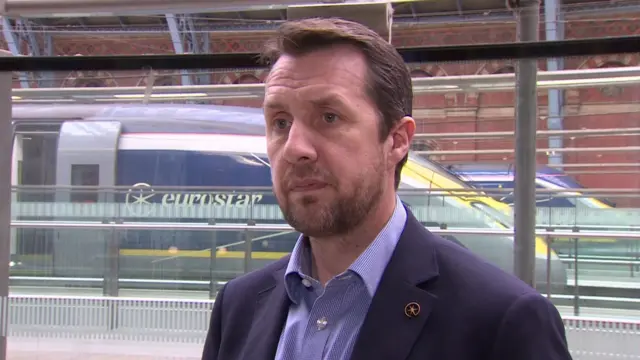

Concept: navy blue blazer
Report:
left=202, top=208, right=573, bottom=360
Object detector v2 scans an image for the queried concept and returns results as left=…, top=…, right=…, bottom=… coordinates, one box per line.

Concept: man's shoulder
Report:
left=221, top=255, right=290, bottom=299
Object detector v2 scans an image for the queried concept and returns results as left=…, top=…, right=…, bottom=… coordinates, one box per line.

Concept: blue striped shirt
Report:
left=274, top=196, right=407, bottom=360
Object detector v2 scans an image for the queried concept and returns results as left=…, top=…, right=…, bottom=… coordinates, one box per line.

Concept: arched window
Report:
left=598, top=61, right=626, bottom=97
left=153, top=76, right=176, bottom=87
left=599, top=61, right=626, bottom=69
left=493, top=65, right=515, bottom=74
left=233, top=74, right=261, bottom=84
left=410, top=69, right=433, bottom=78
left=76, top=78, right=107, bottom=87
left=62, top=71, right=118, bottom=88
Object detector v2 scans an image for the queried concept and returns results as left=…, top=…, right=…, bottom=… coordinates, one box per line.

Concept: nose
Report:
left=282, top=121, right=317, bottom=164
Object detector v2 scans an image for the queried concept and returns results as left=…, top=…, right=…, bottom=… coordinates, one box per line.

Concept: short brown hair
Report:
left=260, top=17, right=413, bottom=189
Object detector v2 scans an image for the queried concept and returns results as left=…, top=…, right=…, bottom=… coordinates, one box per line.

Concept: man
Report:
left=202, top=18, right=572, bottom=360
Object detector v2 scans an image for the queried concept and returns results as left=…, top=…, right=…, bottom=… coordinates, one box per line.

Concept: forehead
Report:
left=264, top=45, right=370, bottom=105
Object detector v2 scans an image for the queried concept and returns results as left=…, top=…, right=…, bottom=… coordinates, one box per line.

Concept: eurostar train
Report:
left=11, top=104, right=567, bottom=290
left=447, top=163, right=637, bottom=258
left=447, top=163, right=616, bottom=209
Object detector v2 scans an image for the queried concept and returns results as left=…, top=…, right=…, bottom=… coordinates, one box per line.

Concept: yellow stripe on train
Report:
left=403, top=159, right=553, bottom=259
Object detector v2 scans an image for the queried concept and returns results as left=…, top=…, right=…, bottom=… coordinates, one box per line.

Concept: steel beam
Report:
left=545, top=0, right=564, bottom=166
left=455, top=0, right=464, bottom=16
left=2, top=0, right=410, bottom=17
left=165, top=13, right=210, bottom=86
left=2, top=0, right=639, bottom=19
left=513, top=0, right=540, bottom=288
left=287, top=2, right=393, bottom=42
left=17, top=18, right=53, bottom=87
left=0, top=17, right=28, bottom=87
left=0, top=49, right=13, bottom=360
left=182, top=14, right=209, bottom=85
left=165, top=14, right=191, bottom=86
left=2, top=2, right=637, bottom=34
left=1, top=16, right=53, bottom=87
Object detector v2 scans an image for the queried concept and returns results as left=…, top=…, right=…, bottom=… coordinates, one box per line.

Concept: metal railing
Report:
left=10, top=201, right=640, bottom=226
left=3, top=294, right=640, bottom=359
left=7, top=220, right=640, bottom=237
left=8, top=221, right=640, bottom=302
left=4, top=222, right=640, bottom=358
left=10, top=65, right=640, bottom=102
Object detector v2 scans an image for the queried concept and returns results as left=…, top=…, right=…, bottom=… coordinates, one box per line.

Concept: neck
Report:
left=309, top=191, right=397, bottom=285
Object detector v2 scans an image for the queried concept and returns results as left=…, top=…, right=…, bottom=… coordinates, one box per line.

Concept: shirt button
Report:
left=301, top=278, right=312, bottom=288
left=316, top=317, right=328, bottom=330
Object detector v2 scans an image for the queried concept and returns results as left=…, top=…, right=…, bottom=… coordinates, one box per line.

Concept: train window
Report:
left=13, top=127, right=60, bottom=261
left=70, top=164, right=99, bottom=203
left=15, top=132, right=58, bottom=202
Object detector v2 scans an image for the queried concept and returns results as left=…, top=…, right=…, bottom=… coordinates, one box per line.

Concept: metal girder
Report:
left=455, top=0, right=463, bottom=16
left=165, top=13, right=210, bottom=86
left=3, top=2, right=636, bottom=34
left=0, top=16, right=52, bottom=87
left=1, top=0, right=410, bottom=17
left=288, top=2, right=393, bottom=42
left=2, top=0, right=638, bottom=18
left=1, top=17, right=27, bottom=87
left=545, top=0, right=564, bottom=166
left=511, top=0, right=540, bottom=288
left=0, top=49, right=13, bottom=360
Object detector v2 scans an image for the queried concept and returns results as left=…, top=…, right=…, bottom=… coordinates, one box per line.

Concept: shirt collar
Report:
left=284, top=196, right=407, bottom=302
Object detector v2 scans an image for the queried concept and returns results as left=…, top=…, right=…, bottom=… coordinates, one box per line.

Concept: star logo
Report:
left=124, top=182, right=156, bottom=217
left=404, top=302, right=421, bottom=318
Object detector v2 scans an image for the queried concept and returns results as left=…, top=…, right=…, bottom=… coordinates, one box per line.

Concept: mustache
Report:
left=282, top=164, right=333, bottom=187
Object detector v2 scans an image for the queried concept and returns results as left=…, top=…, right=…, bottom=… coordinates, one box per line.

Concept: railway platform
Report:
left=5, top=315, right=640, bottom=360
left=4, top=282, right=640, bottom=360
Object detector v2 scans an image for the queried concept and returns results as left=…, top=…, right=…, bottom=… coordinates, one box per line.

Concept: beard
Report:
left=274, top=158, right=385, bottom=238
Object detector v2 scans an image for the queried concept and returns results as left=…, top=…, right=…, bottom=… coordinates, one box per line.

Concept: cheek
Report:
left=269, top=159, right=286, bottom=189
left=267, top=145, right=281, bottom=180
left=327, top=149, right=377, bottom=184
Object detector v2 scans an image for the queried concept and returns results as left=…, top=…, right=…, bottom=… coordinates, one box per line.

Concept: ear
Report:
left=388, top=116, right=416, bottom=165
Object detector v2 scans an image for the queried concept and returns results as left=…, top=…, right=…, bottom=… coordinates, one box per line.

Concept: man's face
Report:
left=263, top=45, right=394, bottom=237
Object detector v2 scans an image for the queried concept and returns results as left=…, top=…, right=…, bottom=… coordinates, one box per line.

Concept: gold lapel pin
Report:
left=404, top=302, right=420, bottom=318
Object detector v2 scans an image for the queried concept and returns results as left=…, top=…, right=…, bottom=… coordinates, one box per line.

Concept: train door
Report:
left=52, top=121, right=122, bottom=277
left=12, top=122, right=60, bottom=276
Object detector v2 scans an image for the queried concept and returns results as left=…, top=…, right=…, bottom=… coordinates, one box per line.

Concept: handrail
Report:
left=8, top=184, right=640, bottom=194
left=6, top=293, right=640, bottom=311
left=417, top=146, right=640, bottom=156
left=414, top=128, right=640, bottom=140
left=559, top=258, right=640, bottom=265
left=9, top=275, right=223, bottom=286
left=9, top=220, right=640, bottom=239
left=10, top=66, right=640, bottom=101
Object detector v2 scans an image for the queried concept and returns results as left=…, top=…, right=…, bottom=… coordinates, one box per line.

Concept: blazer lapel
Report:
left=350, top=210, right=440, bottom=360
left=241, top=264, right=291, bottom=360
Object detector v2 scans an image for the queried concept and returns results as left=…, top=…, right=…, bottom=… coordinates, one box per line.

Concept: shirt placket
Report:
left=300, top=278, right=351, bottom=360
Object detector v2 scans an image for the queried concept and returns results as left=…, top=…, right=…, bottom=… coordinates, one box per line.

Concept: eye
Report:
left=322, top=112, right=338, bottom=123
left=273, top=118, right=291, bottom=130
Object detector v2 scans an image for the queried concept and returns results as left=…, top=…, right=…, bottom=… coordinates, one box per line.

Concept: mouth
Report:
left=288, top=180, right=328, bottom=192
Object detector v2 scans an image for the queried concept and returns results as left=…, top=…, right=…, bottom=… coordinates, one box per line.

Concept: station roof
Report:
left=27, top=0, right=639, bottom=32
